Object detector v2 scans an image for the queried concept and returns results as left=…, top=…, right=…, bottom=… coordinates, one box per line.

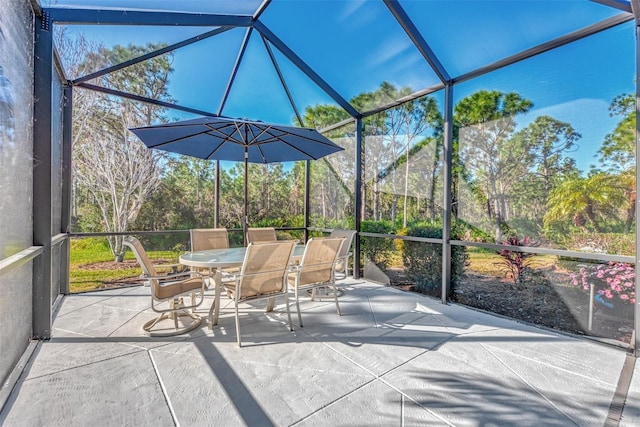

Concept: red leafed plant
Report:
left=498, top=236, right=539, bottom=284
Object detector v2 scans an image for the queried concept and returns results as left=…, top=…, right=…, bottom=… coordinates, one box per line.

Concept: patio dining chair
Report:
left=124, top=236, right=205, bottom=337
left=190, top=228, right=233, bottom=279
left=246, top=227, right=277, bottom=244
left=288, top=237, right=345, bottom=327
left=208, top=240, right=297, bottom=347
left=190, top=228, right=229, bottom=251
left=329, top=229, right=356, bottom=280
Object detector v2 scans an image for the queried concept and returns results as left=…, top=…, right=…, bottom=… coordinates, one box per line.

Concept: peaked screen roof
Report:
left=43, top=0, right=635, bottom=126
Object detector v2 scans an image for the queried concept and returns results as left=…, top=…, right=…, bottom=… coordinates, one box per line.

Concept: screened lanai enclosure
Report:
left=1, top=0, right=640, bottom=410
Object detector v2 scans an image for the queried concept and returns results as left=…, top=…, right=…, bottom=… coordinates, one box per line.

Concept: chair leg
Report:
left=235, top=300, right=242, bottom=347
left=143, top=299, right=202, bottom=337
left=332, top=281, right=341, bottom=316
left=346, top=255, right=351, bottom=277
left=285, top=293, right=293, bottom=331
left=172, top=299, right=179, bottom=330
left=266, top=297, right=275, bottom=312
left=295, top=286, right=303, bottom=327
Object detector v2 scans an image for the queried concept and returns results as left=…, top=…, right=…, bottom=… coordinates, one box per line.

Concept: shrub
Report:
left=309, top=215, right=354, bottom=230
left=402, top=224, right=468, bottom=298
left=498, top=236, right=539, bottom=285
left=560, top=233, right=634, bottom=257
left=454, top=219, right=493, bottom=242
left=570, top=262, right=636, bottom=305
left=506, top=218, right=542, bottom=240
left=360, top=220, right=395, bottom=269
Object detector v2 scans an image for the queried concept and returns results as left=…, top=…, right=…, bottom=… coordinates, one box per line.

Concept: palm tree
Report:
left=544, top=173, right=626, bottom=232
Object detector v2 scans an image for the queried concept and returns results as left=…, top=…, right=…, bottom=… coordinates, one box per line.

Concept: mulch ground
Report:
left=385, top=268, right=634, bottom=345
left=77, top=259, right=180, bottom=289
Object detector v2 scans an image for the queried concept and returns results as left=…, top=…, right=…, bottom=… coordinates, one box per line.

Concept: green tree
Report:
left=509, top=116, right=580, bottom=225
left=515, top=115, right=580, bottom=200
left=454, top=90, right=533, bottom=241
left=303, top=105, right=357, bottom=223
left=544, top=173, right=626, bottom=233
left=380, top=93, right=442, bottom=227
left=72, top=42, right=174, bottom=260
left=304, top=82, right=442, bottom=225
left=134, top=156, right=217, bottom=231
left=248, top=163, right=295, bottom=224
left=598, top=94, right=636, bottom=233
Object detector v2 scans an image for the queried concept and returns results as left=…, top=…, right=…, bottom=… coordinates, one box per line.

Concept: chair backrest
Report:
left=246, top=227, right=277, bottom=244
left=238, top=240, right=296, bottom=298
left=329, top=229, right=356, bottom=272
left=124, top=236, right=156, bottom=277
left=190, top=228, right=229, bottom=251
left=123, top=237, right=162, bottom=297
left=329, top=229, right=356, bottom=259
left=297, top=237, right=344, bottom=286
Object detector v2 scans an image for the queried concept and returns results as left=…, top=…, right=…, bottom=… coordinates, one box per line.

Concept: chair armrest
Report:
left=156, top=263, right=180, bottom=269
left=219, top=270, right=238, bottom=282
left=155, top=263, right=188, bottom=274
left=146, top=271, right=204, bottom=281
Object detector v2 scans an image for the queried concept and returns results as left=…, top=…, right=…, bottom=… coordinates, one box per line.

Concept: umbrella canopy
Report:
left=130, top=116, right=343, bottom=163
left=130, top=116, right=344, bottom=242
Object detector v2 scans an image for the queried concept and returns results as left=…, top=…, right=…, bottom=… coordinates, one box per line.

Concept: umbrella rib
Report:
left=135, top=121, right=239, bottom=148
left=201, top=123, right=248, bottom=160
left=133, top=118, right=342, bottom=162
left=248, top=125, right=270, bottom=162
left=146, top=128, right=213, bottom=148
left=259, top=127, right=336, bottom=160
left=261, top=128, right=339, bottom=148
left=205, top=123, right=245, bottom=144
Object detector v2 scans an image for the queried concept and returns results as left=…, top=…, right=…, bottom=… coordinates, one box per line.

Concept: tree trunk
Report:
left=321, top=182, right=326, bottom=218
left=624, top=190, right=636, bottom=234
left=391, top=194, right=398, bottom=225
left=403, top=145, right=410, bottom=228
left=585, top=204, right=603, bottom=233
left=373, top=180, right=380, bottom=221
left=429, top=167, right=437, bottom=222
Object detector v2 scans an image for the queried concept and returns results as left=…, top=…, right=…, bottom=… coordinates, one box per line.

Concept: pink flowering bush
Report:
left=570, top=262, right=636, bottom=305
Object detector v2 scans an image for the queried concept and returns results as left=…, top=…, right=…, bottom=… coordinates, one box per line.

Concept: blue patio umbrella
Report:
left=130, top=116, right=344, bottom=242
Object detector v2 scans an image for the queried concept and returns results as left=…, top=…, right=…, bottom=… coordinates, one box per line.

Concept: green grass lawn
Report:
left=465, top=248, right=559, bottom=277
left=70, top=239, right=564, bottom=293
left=70, top=238, right=182, bottom=293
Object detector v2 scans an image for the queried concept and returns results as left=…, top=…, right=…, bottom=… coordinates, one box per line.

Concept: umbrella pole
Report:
left=244, top=150, right=248, bottom=246
left=214, top=160, right=220, bottom=228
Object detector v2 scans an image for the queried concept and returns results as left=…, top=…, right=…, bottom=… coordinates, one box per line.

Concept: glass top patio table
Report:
left=179, top=245, right=305, bottom=269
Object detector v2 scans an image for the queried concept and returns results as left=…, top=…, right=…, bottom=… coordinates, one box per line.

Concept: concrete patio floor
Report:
left=1, top=279, right=638, bottom=426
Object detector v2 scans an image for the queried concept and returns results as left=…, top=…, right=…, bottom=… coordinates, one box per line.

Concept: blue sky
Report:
left=56, top=0, right=635, bottom=173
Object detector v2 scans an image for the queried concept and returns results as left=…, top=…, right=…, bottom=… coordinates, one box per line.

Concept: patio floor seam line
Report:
left=51, top=326, right=169, bottom=352
left=147, top=349, right=179, bottom=427
left=479, top=341, right=624, bottom=387
left=54, top=296, right=113, bottom=319
left=18, top=347, right=149, bottom=383
left=373, top=375, right=456, bottom=427
left=105, top=306, right=156, bottom=338
left=297, top=319, right=460, bottom=426
left=479, top=341, right=581, bottom=426
left=604, top=352, right=637, bottom=427
left=369, top=336, right=462, bottom=426
left=54, top=286, right=146, bottom=319
left=447, top=301, right=632, bottom=350
left=287, top=376, right=382, bottom=426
